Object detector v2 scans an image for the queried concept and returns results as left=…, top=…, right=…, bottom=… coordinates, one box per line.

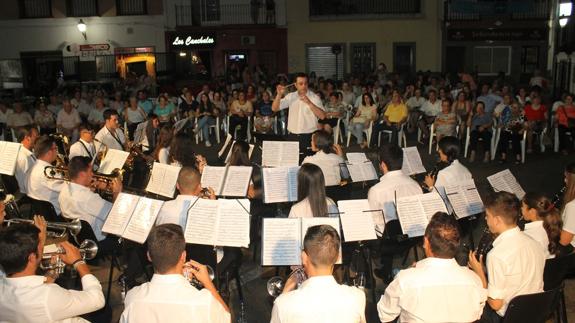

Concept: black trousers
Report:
left=229, top=115, right=249, bottom=140
left=498, top=130, right=521, bottom=157
left=288, top=133, right=312, bottom=163
left=558, top=125, right=575, bottom=151
left=470, top=130, right=492, bottom=151
left=371, top=122, right=401, bottom=146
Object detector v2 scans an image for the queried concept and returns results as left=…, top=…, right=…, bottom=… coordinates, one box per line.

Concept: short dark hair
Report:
left=34, top=135, right=56, bottom=158
left=485, top=191, right=520, bottom=225
left=16, top=125, right=38, bottom=143
left=442, top=98, right=453, bottom=106
left=312, top=130, right=333, bottom=154
left=103, top=109, right=119, bottom=121
left=303, top=225, right=340, bottom=267
left=379, top=143, right=403, bottom=171
left=79, top=124, right=93, bottom=133
left=295, top=72, right=308, bottom=80
left=0, top=224, right=40, bottom=275
left=69, top=156, right=92, bottom=180
left=438, top=136, right=460, bottom=163
left=425, top=212, right=461, bottom=258
left=147, top=224, right=186, bottom=274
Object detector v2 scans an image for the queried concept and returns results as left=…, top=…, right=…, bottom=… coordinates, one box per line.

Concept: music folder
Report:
left=0, top=141, right=21, bottom=176
left=99, top=148, right=130, bottom=175
left=183, top=198, right=250, bottom=248
left=262, top=217, right=342, bottom=266
left=262, top=166, right=299, bottom=203
left=201, top=165, right=253, bottom=197
left=487, top=169, right=526, bottom=199
left=337, top=199, right=379, bottom=241
left=444, top=179, right=484, bottom=219
left=402, top=147, right=426, bottom=175
left=345, top=161, right=378, bottom=182
left=395, top=192, right=448, bottom=238
left=101, top=192, right=164, bottom=244
left=262, top=141, right=299, bottom=167
left=146, top=162, right=182, bottom=198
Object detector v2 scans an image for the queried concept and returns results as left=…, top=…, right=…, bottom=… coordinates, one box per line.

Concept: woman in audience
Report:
left=495, top=100, right=524, bottom=164
left=123, top=96, right=147, bottom=140
left=153, top=125, right=173, bottom=164
left=559, top=162, right=575, bottom=255
left=253, top=90, right=275, bottom=134
left=516, top=87, right=531, bottom=107
left=350, top=93, right=377, bottom=148
left=289, top=163, right=339, bottom=218
left=228, top=90, right=253, bottom=140
left=523, top=95, right=548, bottom=153
left=467, top=101, right=493, bottom=163
left=451, top=91, right=472, bottom=138
left=521, top=192, right=562, bottom=259
left=433, top=98, right=458, bottom=141
left=154, top=95, right=176, bottom=125
left=178, top=91, right=196, bottom=120
left=318, top=92, right=345, bottom=134
left=212, top=91, right=226, bottom=116
left=556, top=93, right=575, bottom=155
left=34, top=100, right=56, bottom=135
left=194, top=93, right=219, bottom=147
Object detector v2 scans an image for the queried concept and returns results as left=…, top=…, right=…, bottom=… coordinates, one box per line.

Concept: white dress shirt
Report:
left=561, top=199, right=575, bottom=247
left=156, top=195, right=200, bottom=228
left=279, top=90, right=324, bottom=134
left=486, top=227, right=545, bottom=316
left=405, top=96, right=426, bottom=110
left=435, top=160, right=472, bottom=191
left=57, top=109, right=81, bottom=129
left=271, top=275, right=365, bottom=323
left=377, top=257, right=487, bottom=323
left=15, top=146, right=35, bottom=194
left=302, top=151, right=344, bottom=186
left=0, top=274, right=104, bottom=323
left=68, top=139, right=96, bottom=160
left=420, top=99, right=442, bottom=117
left=27, top=159, right=65, bottom=215
left=120, top=274, right=230, bottom=323
left=158, top=147, right=170, bottom=164
left=59, top=182, right=112, bottom=241
left=288, top=197, right=339, bottom=218
left=367, top=170, right=422, bottom=227
left=95, top=126, right=125, bottom=152
left=523, top=221, right=553, bottom=259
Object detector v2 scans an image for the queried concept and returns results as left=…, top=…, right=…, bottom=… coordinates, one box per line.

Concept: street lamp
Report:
left=559, top=1, right=572, bottom=28
left=77, top=19, right=87, bottom=40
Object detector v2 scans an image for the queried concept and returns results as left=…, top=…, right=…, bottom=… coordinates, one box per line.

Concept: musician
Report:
left=559, top=162, right=575, bottom=254
left=272, top=72, right=326, bottom=158
left=301, top=130, right=345, bottom=187
left=521, top=192, right=562, bottom=259
left=120, top=224, right=230, bottom=323
left=59, top=156, right=121, bottom=247
left=95, top=109, right=126, bottom=152
left=377, top=212, right=487, bottom=323
left=27, top=136, right=65, bottom=215
left=68, top=125, right=96, bottom=160
left=289, top=164, right=339, bottom=218
left=15, top=125, right=39, bottom=194
left=133, top=113, right=160, bottom=153
left=424, top=136, right=472, bottom=195
left=0, top=219, right=105, bottom=322
left=468, top=192, right=545, bottom=322
left=271, top=224, right=366, bottom=323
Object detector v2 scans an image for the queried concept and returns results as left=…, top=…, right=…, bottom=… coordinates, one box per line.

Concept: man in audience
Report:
left=417, top=89, right=441, bottom=141
left=56, top=99, right=81, bottom=142
left=271, top=225, right=366, bottom=323
left=15, top=125, right=38, bottom=195
left=378, top=212, right=487, bottom=322
left=120, top=223, right=230, bottom=323
left=468, top=191, right=545, bottom=322
left=27, top=136, right=65, bottom=215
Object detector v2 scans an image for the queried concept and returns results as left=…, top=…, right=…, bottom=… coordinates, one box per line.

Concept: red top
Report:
left=556, top=105, right=575, bottom=127
left=523, top=104, right=547, bottom=121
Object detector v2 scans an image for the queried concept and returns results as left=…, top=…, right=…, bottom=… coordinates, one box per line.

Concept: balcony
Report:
left=175, top=4, right=281, bottom=27
left=445, top=0, right=551, bottom=21
left=309, top=0, right=421, bottom=20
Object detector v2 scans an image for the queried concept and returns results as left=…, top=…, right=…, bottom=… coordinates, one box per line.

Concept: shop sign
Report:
left=447, top=28, right=546, bottom=42
left=170, top=34, right=216, bottom=48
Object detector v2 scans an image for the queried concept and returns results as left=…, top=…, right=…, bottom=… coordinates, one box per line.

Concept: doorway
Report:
left=393, top=43, right=416, bottom=76
left=445, top=46, right=466, bottom=75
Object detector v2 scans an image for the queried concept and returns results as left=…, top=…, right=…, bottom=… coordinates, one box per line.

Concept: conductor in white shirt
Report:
left=271, top=224, right=366, bottom=323
left=0, top=218, right=105, bottom=322
left=377, top=212, right=487, bottom=323
left=120, top=223, right=230, bottom=323
left=95, top=109, right=126, bottom=152
left=68, top=125, right=97, bottom=160
left=15, top=125, right=39, bottom=195
left=272, top=73, right=326, bottom=159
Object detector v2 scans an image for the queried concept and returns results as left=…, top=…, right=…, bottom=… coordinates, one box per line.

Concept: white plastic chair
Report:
left=377, top=123, right=408, bottom=147
left=226, top=114, right=251, bottom=142
left=464, top=119, right=497, bottom=159
left=195, top=117, right=221, bottom=145
left=346, top=121, right=373, bottom=148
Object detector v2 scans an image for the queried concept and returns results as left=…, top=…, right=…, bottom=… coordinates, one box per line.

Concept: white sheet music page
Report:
left=338, top=199, right=377, bottom=242
left=146, top=162, right=182, bottom=198
left=0, top=142, right=21, bottom=176
left=214, top=199, right=250, bottom=248
left=396, top=195, right=428, bottom=237
left=301, top=217, right=343, bottom=264
left=201, top=166, right=227, bottom=195
left=262, top=167, right=299, bottom=203
left=420, top=192, right=448, bottom=220
left=402, top=147, right=426, bottom=175
left=99, top=149, right=130, bottom=175
left=262, top=218, right=302, bottom=266
left=346, top=152, right=369, bottom=164
left=445, top=183, right=469, bottom=219
left=462, top=180, right=485, bottom=215
left=287, top=167, right=299, bottom=201
left=184, top=198, right=218, bottom=245
left=487, top=169, right=525, bottom=199
left=102, top=193, right=140, bottom=236
left=262, top=141, right=299, bottom=167
left=347, top=163, right=378, bottom=182
left=221, top=166, right=253, bottom=197
left=338, top=199, right=382, bottom=235
left=122, top=197, right=164, bottom=244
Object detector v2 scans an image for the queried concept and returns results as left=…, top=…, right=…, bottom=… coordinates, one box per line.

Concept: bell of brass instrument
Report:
left=50, top=133, right=70, bottom=167
left=267, top=267, right=307, bottom=298
left=44, top=165, right=124, bottom=196
left=183, top=263, right=215, bottom=289
left=4, top=218, right=82, bottom=239
left=41, top=239, right=98, bottom=274
left=92, top=138, right=108, bottom=171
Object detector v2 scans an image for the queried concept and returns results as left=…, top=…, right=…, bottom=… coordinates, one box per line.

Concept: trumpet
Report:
left=4, top=218, right=82, bottom=239
left=183, top=263, right=215, bottom=289
left=267, top=267, right=307, bottom=298
left=41, top=239, right=98, bottom=274
left=44, top=165, right=125, bottom=196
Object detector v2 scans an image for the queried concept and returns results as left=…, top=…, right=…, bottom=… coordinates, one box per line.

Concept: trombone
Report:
left=44, top=165, right=125, bottom=196
left=41, top=239, right=98, bottom=274
left=4, top=218, right=82, bottom=239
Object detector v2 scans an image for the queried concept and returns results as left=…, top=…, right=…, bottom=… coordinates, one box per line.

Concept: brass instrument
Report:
left=44, top=165, right=125, bottom=196
left=92, top=138, right=108, bottom=171
left=50, top=133, right=70, bottom=167
left=183, top=263, right=215, bottom=289
left=41, top=239, right=98, bottom=274
left=1, top=193, right=22, bottom=219
left=267, top=267, right=307, bottom=297
left=4, top=218, right=82, bottom=239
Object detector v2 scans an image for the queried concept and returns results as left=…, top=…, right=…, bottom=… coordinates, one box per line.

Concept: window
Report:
left=473, top=46, right=511, bottom=75
left=306, top=44, right=345, bottom=79
left=67, top=0, right=98, bottom=17
left=521, top=46, right=539, bottom=74
left=20, top=0, right=52, bottom=18
left=350, top=43, right=375, bottom=75
left=309, top=0, right=420, bottom=18
left=117, top=0, right=147, bottom=16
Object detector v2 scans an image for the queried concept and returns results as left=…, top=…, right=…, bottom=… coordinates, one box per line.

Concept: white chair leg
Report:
left=492, top=129, right=500, bottom=161
left=554, top=128, right=560, bottom=153
left=521, top=131, right=527, bottom=163
left=346, top=131, right=352, bottom=147
left=464, top=133, right=470, bottom=158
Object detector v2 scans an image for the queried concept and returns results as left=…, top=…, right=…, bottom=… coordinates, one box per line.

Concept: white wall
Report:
left=0, top=15, right=166, bottom=59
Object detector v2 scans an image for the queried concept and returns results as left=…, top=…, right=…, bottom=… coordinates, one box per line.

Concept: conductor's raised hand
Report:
left=276, top=84, right=286, bottom=97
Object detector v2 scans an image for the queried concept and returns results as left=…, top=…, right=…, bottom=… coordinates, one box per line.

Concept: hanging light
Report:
left=77, top=19, right=87, bottom=40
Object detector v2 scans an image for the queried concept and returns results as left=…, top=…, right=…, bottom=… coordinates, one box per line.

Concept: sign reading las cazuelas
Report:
left=168, top=32, right=216, bottom=49
left=447, top=28, right=547, bottom=42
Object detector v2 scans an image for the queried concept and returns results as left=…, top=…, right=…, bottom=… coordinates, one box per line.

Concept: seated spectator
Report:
left=193, top=93, right=219, bottom=147
left=318, top=92, right=345, bottom=134
left=556, top=93, right=575, bottom=155
left=154, top=95, right=176, bottom=125
left=254, top=90, right=275, bottom=134
left=371, top=89, right=408, bottom=146
left=452, top=91, right=472, bottom=138
left=350, top=93, right=377, bottom=148
left=433, top=98, right=458, bottom=141
left=467, top=102, right=493, bottom=163
left=229, top=90, right=253, bottom=141
left=7, top=101, right=33, bottom=131
left=523, top=95, right=548, bottom=153
left=417, top=89, right=441, bottom=141
left=495, top=100, right=524, bottom=164
left=34, top=100, right=56, bottom=135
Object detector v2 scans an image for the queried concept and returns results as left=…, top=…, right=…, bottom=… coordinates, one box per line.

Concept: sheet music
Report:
left=347, top=162, right=378, bottom=182
left=402, top=147, right=426, bottom=175
left=99, top=149, right=130, bottom=175
left=396, top=195, right=429, bottom=237
left=262, top=166, right=299, bottom=203
left=184, top=198, right=219, bottom=245
left=146, top=162, right=181, bottom=198
left=487, top=169, right=525, bottom=199
left=262, top=218, right=302, bottom=266
left=214, top=199, right=251, bottom=248
left=445, top=179, right=484, bottom=219
left=0, top=142, right=21, bottom=176
left=420, top=192, right=449, bottom=220
left=338, top=199, right=382, bottom=235
left=338, top=200, right=377, bottom=242
left=201, top=166, right=227, bottom=194
left=221, top=166, right=253, bottom=197
left=122, top=197, right=164, bottom=244
left=224, top=142, right=255, bottom=164
left=301, top=217, right=342, bottom=264
left=346, top=152, right=369, bottom=164
left=102, top=193, right=140, bottom=236
left=262, top=141, right=299, bottom=167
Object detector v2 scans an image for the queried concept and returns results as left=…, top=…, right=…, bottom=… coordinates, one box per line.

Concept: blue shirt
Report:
left=138, top=100, right=154, bottom=115
left=471, top=113, right=492, bottom=130
left=477, top=94, right=502, bottom=114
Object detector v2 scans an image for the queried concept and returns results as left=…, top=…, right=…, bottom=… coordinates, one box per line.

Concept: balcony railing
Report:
left=309, top=0, right=421, bottom=19
left=175, top=4, right=278, bottom=27
left=446, top=0, right=551, bottom=21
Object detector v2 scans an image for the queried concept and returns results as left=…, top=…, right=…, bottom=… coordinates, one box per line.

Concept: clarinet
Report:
left=421, top=161, right=449, bottom=191
left=475, top=226, right=494, bottom=261
left=552, top=185, right=567, bottom=209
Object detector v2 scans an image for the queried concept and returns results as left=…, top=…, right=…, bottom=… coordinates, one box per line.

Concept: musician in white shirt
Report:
left=521, top=192, right=562, bottom=259
left=271, top=224, right=366, bottom=323
left=468, top=192, right=545, bottom=321
left=378, top=212, right=487, bottom=323
left=27, top=136, right=65, bottom=215
left=0, top=219, right=105, bottom=322
left=301, top=130, right=345, bottom=187
left=289, top=164, right=339, bottom=218
left=425, top=136, right=473, bottom=194
left=69, top=125, right=97, bottom=160
left=120, top=224, right=230, bottom=323
left=95, top=109, right=126, bottom=152
left=15, top=126, right=38, bottom=194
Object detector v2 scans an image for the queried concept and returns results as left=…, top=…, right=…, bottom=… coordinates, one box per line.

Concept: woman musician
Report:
left=424, top=136, right=472, bottom=193
left=559, top=162, right=575, bottom=255
left=521, top=192, right=563, bottom=259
